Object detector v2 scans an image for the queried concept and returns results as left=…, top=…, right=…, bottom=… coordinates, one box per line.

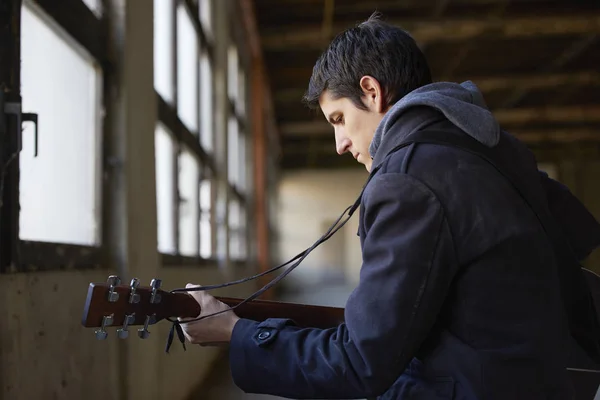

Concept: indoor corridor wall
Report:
left=275, top=156, right=600, bottom=306
left=0, top=1, right=264, bottom=399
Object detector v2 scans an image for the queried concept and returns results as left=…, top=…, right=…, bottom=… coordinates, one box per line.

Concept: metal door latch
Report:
left=1, top=91, right=39, bottom=157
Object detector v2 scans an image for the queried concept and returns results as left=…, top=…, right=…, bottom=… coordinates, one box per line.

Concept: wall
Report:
left=276, top=168, right=368, bottom=290
left=555, top=157, right=600, bottom=273
left=275, top=154, right=600, bottom=300
left=0, top=266, right=257, bottom=400
left=0, top=1, right=260, bottom=399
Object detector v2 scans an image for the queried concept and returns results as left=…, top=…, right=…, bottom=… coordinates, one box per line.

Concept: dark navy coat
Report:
left=228, top=90, right=600, bottom=399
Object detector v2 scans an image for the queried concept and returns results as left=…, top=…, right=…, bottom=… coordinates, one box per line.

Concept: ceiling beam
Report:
left=501, top=34, right=599, bottom=109
left=273, top=72, right=600, bottom=104
left=280, top=105, right=600, bottom=136
left=261, top=14, right=600, bottom=50
left=281, top=128, right=600, bottom=159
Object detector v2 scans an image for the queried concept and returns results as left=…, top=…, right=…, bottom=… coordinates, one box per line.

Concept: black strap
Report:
left=398, top=129, right=600, bottom=364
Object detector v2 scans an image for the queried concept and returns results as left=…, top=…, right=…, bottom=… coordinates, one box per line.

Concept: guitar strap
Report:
left=166, top=128, right=600, bottom=367
left=398, top=129, right=600, bottom=365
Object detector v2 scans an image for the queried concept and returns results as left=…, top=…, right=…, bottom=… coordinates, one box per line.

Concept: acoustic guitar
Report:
left=82, top=270, right=600, bottom=398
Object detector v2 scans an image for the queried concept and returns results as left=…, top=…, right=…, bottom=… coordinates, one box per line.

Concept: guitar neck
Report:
left=172, top=293, right=345, bottom=329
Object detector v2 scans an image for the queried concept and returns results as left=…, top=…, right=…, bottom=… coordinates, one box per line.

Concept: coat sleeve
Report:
left=228, top=173, right=458, bottom=399
left=539, top=171, right=600, bottom=261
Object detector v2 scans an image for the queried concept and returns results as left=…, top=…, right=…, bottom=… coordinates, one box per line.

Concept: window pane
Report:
left=177, top=4, right=198, bottom=132
left=199, top=51, right=213, bottom=152
left=155, top=124, right=176, bottom=254
left=227, top=45, right=238, bottom=101
left=228, top=199, right=240, bottom=260
left=227, top=116, right=239, bottom=186
left=239, top=205, right=246, bottom=260
left=154, top=0, right=174, bottom=103
left=20, top=4, right=101, bottom=245
left=178, top=148, right=199, bottom=256
left=238, top=128, right=246, bottom=193
left=228, top=199, right=240, bottom=228
left=199, top=0, right=212, bottom=39
left=237, top=68, right=245, bottom=115
left=82, top=0, right=102, bottom=17
left=199, top=179, right=212, bottom=258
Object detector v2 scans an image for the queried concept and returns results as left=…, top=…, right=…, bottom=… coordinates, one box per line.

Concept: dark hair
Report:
left=302, top=12, right=432, bottom=110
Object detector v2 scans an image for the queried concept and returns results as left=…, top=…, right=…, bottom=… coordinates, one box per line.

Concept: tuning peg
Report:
left=117, top=313, right=136, bottom=339
left=107, top=275, right=121, bottom=302
left=95, top=314, right=114, bottom=340
left=129, top=278, right=140, bottom=304
left=138, top=314, right=156, bottom=339
left=150, top=278, right=162, bottom=304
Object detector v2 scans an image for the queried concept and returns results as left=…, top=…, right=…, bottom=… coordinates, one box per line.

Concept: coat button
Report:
left=257, top=331, right=271, bottom=340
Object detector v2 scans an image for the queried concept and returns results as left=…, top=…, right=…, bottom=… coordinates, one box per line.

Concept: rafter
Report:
left=282, top=127, right=600, bottom=160
left=501, top=34, right=598, bottom=108
left=273, top=71, right=600, bottom=103
left=280, top=105, right=600, bottom=136
left=261, top=14, right=600, bottom=50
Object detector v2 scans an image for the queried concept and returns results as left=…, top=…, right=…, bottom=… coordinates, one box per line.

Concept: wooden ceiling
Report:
left=253, top=0, right=600, bottom=169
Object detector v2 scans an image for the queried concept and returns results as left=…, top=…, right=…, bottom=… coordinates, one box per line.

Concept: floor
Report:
left=199, top=282, right=357, bottom=400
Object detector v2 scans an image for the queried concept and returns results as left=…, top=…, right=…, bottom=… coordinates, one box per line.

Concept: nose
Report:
left=335, top=130, right=352, bottom=155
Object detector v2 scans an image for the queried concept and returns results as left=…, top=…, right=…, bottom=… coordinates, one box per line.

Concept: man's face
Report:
left=318, top=77, right=387, bottom=172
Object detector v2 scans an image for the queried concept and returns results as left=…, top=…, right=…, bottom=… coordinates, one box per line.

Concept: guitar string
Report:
left=164, top=197, right=362, bottom=352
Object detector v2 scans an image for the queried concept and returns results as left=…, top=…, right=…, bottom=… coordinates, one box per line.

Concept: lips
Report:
left=353, top=153, right=360, bottom=160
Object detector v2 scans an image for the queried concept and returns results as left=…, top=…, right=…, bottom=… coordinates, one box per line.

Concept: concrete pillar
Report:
left=104, top=0, right=160, bottom=398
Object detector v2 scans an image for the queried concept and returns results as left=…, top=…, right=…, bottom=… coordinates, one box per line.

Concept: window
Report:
left=154, top=0, right=215, bottom=264
left=227, top=43, right=249, bottom=262
left=200, top=50, right=214, bottom=152
left=178, top=147, right=200, bottom=256
left=177, top=4, right=198, bottom=133
left=0, top=1, right=107, bottom=272
left=228, top=198, right=246, bottom=261
left=227, top=45, right=247, bottom=193
left=81, top=0, right=102, bottom=18
left=199, top=178, right=212, bottom=258
left=20, top=4, right=102, bottom=246
left=155, top=124, right=177, bottom=254
left=199, top=0, right=212, bottom=40
left=154, top=0, right=174, bottom=104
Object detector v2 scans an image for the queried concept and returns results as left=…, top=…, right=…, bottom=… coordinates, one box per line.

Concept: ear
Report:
left=359, top=75, right=385, bottom=113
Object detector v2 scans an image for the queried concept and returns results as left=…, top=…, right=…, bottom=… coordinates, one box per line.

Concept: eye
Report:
left=334, top=116, right=344, bottom=125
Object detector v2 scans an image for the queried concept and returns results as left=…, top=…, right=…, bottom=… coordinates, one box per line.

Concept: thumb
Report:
left=185, top=283, right=204, bottom=302
left=186, top=283, right=201, bottom=289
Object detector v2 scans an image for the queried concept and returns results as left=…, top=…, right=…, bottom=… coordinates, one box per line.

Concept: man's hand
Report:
left=179, top=283, right=241, bottom=346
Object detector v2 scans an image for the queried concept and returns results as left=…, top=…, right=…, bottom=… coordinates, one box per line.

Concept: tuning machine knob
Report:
left=95, top=314, right=114, bottom=340
left=117, top=313, right=136, bottom=339
left=150, top=278, right=162, bottom=304
left=138, top=314, right=156, bottom=339
left=129, top=278, right=140, bottom=304
left=107, top=275, right=121, bottom=302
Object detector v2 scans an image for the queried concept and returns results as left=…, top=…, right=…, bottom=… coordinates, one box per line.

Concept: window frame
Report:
left=226, top=15, right=251, bottom=264
left=155, top=0, right=218, bottom=267
left=0, top=0, right=108, bottom=273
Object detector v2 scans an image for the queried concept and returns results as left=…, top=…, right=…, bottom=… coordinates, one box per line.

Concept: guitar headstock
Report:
left=82, top=275, right=199, bottom=340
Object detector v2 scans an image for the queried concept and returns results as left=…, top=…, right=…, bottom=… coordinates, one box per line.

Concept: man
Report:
left=181, top=14, right=600, bottom=399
